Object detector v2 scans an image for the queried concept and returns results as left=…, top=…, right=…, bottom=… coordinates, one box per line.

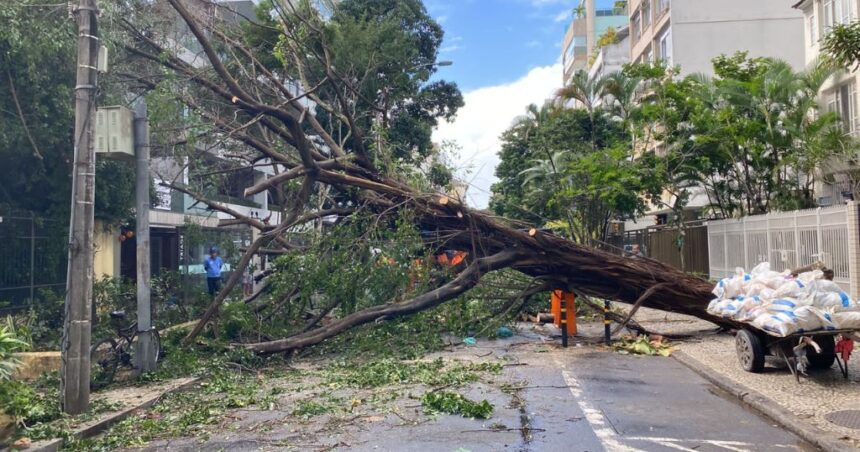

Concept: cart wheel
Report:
left=736, top=329, right=765, bottom=373
left=808, top=335, right=836, bottom=370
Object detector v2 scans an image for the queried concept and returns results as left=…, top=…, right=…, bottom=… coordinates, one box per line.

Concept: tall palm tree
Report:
left=603, top=72, right=641, bottom=124
left=556, top=70, right=609, bottom=114
left=518, top=102, right=556, bottom=139
left=556, top=70, right=611, bottom=150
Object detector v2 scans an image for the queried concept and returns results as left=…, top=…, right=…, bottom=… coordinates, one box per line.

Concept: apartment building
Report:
left=588, top=25, right=630, bottom=81
left=619, top=1, right=804, bottom=232
left=794, top=0, right=859, bottom=206
left=561, top=0, right=628, bottom=86
left=94, top=0, right=284, bottom=281
left=628, top=0, right=805, bottom=74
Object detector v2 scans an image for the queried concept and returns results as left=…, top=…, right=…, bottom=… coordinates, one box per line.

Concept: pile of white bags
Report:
left=707, top=263, right=856, bottom=337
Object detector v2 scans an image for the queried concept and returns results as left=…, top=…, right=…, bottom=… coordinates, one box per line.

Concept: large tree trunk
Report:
left=115, top=0, right=736, bottom=355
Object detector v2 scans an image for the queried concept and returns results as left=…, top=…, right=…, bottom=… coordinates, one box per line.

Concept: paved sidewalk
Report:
left=681, top=334, right=860, bottom=448
left=27, top=377, right=199, bottom=452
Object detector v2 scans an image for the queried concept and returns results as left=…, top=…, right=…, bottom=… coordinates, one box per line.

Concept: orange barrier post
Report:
left=551, top=290, right=577, bottom=345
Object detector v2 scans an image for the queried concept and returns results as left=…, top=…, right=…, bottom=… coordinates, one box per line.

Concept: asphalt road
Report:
left=131, top=335, right=817, bottom=452
left=329, top=340, right=816, bottom=452
left=507, top=346, right=816, bottom=452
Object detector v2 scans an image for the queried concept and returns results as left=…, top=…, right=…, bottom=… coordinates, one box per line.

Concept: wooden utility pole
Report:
left=134, top=101, right=156, bottom=373
left=61, top=0, right=99, bottom=415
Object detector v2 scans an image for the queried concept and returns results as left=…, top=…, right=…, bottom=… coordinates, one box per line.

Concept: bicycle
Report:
left=90, top=310, right=162, bottom=389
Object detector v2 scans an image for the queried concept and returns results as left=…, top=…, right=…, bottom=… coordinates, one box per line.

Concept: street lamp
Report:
left=410, top=60, right=453, bottom=70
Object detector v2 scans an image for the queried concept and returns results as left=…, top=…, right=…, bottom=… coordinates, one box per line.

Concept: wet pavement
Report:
left=128, top=325, right=817, bottom=452
left=542, top=348, right=815, bottom=451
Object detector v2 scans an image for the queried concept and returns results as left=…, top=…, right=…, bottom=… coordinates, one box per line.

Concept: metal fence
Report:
left=612, top=223, right=710, bottom=275
left=0, top=212, right=68, bottom=313
left=707, top=205, right=852, bottom=293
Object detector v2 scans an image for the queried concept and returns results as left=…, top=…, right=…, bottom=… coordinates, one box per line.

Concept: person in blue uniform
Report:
left=203, top=246, right=224, bottom=296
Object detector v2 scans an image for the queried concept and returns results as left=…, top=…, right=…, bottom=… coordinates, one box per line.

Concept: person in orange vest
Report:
left=436, top=249, right=468, bottom=268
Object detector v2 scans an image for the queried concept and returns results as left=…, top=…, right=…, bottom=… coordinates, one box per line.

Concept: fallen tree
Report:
left=114, top=0, right=738, bottom=354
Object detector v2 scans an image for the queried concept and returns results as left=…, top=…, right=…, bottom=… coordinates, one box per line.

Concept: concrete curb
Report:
left=673, top=351, right=854, bottom=452
left=22, top=377, right=202, bottom=452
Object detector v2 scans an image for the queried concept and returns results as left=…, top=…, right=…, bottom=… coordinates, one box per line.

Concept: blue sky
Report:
left=426, top=0, right=573, bottom=91
left=430, top=1, right=626, bottom=207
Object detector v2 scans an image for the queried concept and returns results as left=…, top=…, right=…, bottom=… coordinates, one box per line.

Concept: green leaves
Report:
left=322, top=358, right=501, bottom=389
left=822, top=20, right=860, bottom=69
left=421, top=391, right=494, bottom=419
left=497, top=99, right=644, bottom=243
left=0, top=319, right=29, bottom=381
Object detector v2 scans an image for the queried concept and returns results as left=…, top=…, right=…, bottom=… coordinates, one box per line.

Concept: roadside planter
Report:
left=1, top=352, right=62, bottom=441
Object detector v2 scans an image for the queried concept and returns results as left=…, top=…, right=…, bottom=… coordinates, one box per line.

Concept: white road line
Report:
left=553, top=354, right=798, bottom=452
left=553, top=356, right=642, bottom=452
left=626, top=436, right=797, bottom=451
left=645, top=439, right=700, bottom=452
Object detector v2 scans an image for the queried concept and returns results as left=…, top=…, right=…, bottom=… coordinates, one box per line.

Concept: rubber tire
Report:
left=90, top=338, right=119, bottom=389
left=152, top=329, right=162, bottom=364
left=808, top=335, right=836, bottom=370
left=736, top=329, right=766, bottom=373
left=128, top=330, right=163, bottom=370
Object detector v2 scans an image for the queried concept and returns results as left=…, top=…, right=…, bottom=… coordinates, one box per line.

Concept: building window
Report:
left=639, top=46, right=652, bottom=64
left=641, top=1, right=651, bottom=29
left=656, top=0, right=670, bottom=16
left=841, top=0, right=858, bottom=24
left=828, top=81, right=859, bottom=135
left=824, top=0, right=857, bottom=28
left=564, top=41, right=575, bottom=66
left=631, top=13, right=640, bottom=42
left=808, top=13, right=817, bottom=43
left=658, top=28, right=672, bottom=64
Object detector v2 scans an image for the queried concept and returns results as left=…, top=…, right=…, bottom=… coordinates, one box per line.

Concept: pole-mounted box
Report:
left=95, top=106, right=134, bottom=160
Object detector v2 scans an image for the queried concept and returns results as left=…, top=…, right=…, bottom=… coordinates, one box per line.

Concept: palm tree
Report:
left=518, top=102, right=556, bottom=139
left=519, top=150, right=581, bottom=241
left=556, top=70, right=611, bottom=150
left=603, top=72, right=641, bottom=124
left=556, top=70, right=609, bottom=114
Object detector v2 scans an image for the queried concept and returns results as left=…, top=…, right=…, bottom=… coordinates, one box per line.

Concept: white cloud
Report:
left=525, top=39, right=542, bottom=48
left=553, top=9, right=570, bottom=22
left=433, top=63, right=563, bottom=209
left=530, top=0, right=570, bottom=7
left=439, top=44, right=464, bottom=53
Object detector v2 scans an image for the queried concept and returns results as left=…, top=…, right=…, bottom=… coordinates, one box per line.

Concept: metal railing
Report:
left=0, top=211, right=68, bottom=312
left=707, top=205, right=852, bottom=292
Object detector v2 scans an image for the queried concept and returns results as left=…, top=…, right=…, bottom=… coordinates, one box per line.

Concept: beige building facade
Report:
left=794, top=0, right=860, bottom=205
left=561, top=0, right=628, bottom=86
left=628, top=0, right=805, bottom=74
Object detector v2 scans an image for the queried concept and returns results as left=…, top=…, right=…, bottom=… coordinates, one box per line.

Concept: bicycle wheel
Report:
left=152, top=329, right=162, bottom=363
left=90, top=338, right=119, bottom=389
left=129, top=330, right=162, bottom=370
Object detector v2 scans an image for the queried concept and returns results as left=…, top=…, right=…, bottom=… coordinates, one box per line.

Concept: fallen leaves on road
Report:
left=421, top=391, right=494, bottom=419
left=613, top=335, right=676, bottom=357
